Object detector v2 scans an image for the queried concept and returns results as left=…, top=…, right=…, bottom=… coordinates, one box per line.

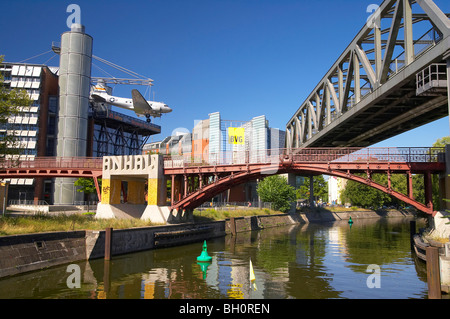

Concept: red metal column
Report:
left=171, top=175, right=175, bottom=206
left=93, top=174, right=102, bottom=202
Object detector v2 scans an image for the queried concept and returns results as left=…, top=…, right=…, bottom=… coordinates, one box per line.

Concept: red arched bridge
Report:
left=164, top=147, right=445, bottom=216
left=0, top=147, right=445, bottom=215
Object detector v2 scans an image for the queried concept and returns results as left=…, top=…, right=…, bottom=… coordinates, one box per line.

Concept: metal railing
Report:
left=8, top=200, right=49, bottom=206
left=0, top=157, right=103, bottom=170
left=416, top=63, right=447, bottom=95
left=197, top=201, right=273, bottom=210
left=164, top=147, right=445, bottom=168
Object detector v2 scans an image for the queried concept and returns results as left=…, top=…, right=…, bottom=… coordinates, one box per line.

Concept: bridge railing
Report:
left=0, top=157, right=103, bottom=170
left=299, top=147, right=445, bottom=163
left=0, top=149, right=441, bottom=171
left=163, top=147, right=445, bottom=168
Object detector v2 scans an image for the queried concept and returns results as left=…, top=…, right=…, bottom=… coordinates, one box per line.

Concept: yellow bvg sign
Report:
left=228, top=127, right=245, bottom=145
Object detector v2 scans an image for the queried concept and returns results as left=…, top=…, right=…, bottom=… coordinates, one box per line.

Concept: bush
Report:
left=256, top=175, right=296, bottom=213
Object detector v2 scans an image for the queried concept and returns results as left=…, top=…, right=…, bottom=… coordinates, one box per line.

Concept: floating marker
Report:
left=348, top=216, right=353, bottom=224
left=197, top=240, right=212, bottom=262
left=250, top=258, right=257, bottom=291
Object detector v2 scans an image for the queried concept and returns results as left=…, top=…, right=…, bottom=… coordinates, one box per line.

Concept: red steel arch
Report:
left=166, top=148, right=445, bottom=216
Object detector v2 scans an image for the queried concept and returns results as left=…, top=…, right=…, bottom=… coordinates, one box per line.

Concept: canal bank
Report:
left=0, top=209, right=432, bottom=279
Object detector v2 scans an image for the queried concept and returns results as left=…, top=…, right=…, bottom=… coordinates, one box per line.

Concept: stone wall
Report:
left=298, top=210, right=416, bottom=223
left=0, top=231, right=86, bottom=278
left=225, top=214, right=302, bottom=233
left=0, top=221, right=226, bottom=278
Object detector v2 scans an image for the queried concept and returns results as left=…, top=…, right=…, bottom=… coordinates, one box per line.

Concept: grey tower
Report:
left=54, top=24, right=93, bottom=204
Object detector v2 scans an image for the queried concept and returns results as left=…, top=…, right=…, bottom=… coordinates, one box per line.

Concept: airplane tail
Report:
left=92, top=84, right=108, bottom=93
left=90, top=81, right=109, bottom=103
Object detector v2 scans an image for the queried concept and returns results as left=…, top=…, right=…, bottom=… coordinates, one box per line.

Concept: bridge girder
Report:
left=286, top=0, right=450, bottom=149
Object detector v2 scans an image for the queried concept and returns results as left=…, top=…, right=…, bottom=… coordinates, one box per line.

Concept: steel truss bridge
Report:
left=0, top=147, right=445, bottom=216
left=286, top=0, right=450, bottom=148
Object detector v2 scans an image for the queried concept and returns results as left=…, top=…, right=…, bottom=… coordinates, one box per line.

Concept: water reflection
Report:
left=0, top=217, right=429, bottom=299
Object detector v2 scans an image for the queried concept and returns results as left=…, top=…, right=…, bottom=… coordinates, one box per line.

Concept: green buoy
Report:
left=197, top=262, right=210, bottom=279
left=348, top=216, right=353, bottom=224
left=197, top=240, right=212, bottom=262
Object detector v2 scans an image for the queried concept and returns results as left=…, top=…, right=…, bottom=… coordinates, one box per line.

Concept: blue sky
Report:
left=1, top=0, right=449, bottom=147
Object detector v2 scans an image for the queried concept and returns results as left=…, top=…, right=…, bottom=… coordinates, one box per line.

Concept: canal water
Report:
left=0, top=217, right=430, bottom=299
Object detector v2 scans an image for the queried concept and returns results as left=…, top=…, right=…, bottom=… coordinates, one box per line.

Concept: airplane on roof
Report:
left=90, top=84, right=172, bottom=123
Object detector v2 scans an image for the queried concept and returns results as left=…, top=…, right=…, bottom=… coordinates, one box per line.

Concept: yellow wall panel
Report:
left=147, top=178, right=159, bottom=205
left=128, top=181, right=146, bottom=204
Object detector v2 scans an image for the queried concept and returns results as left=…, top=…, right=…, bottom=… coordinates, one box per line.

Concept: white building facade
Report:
left=1, top=62, right=60, bottom=203
left=328, top=176, right=348, bottom=205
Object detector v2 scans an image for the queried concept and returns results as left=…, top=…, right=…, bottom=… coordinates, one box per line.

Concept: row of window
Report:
left=11, top=77, right=40, bottom=82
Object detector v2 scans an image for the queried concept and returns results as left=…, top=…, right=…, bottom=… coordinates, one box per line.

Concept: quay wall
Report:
left=0, top=231, right=86, bottom=278
left=298, top=209, right=416, bottom=223
left=0, top=221, right=225, bottom=278
left=85, top=221, right=226, bottom=260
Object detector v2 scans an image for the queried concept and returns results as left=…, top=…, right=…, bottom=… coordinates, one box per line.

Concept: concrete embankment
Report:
left=0, top=221, right=225, bottom=278
left=298, top=209, right=416, bottom=223
left=0, top=209, right=415, bottom=278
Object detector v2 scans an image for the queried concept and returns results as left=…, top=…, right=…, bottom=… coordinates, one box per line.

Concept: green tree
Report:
left=340, top=174, right=392, bottom=209
left=431, top=136, right=450, bottom=210
left=340, top=173, right=431, bottom=209
left=433, top=136, right=450, bottom=222
left=432, top=136, right=450, bottom=148
left=74, top=178, right=101, bottom=212
left=296, top=175, right=328, bottom=203
left=257, top=175, right=296, bottom=213
left=0, top=55, right=32, bottom=161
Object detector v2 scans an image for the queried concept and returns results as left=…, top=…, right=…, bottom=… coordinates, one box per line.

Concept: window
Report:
left=46, top=137, right=55, bottom=156
left=48, top=96, right=58, bottom=113
left=47, top=116, right=56, bottom=135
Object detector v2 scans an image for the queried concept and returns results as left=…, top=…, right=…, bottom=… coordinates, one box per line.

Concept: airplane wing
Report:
left=131, top=89, right=153, bottom=115
left=91, top=94, right=107, bottom=103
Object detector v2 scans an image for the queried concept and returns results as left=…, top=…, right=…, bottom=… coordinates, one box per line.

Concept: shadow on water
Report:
left=0, top=217, right=430, bottom=299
